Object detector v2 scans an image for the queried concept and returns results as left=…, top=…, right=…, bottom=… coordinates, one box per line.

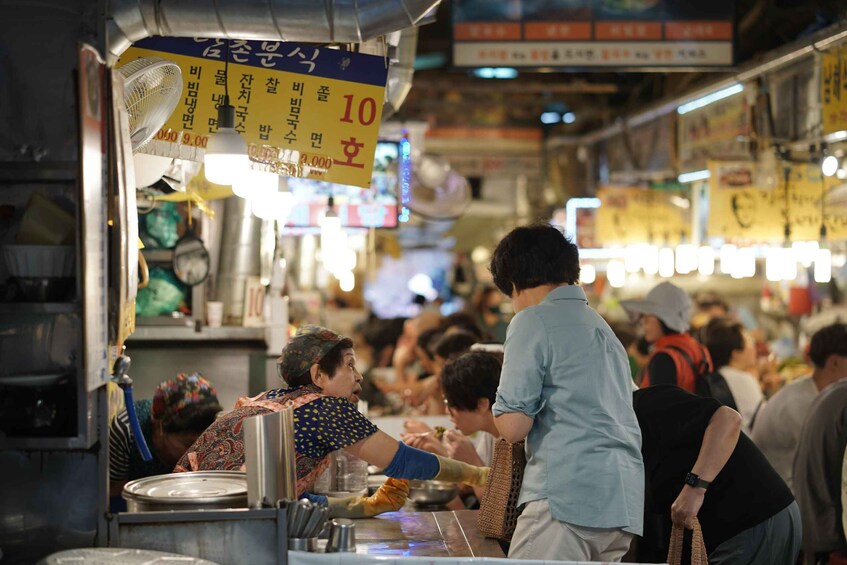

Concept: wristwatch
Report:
left=684, top=472, right=711, bottom=490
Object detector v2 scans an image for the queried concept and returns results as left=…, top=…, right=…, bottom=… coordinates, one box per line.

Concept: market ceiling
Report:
left=397, top=0, right=846, bottom=131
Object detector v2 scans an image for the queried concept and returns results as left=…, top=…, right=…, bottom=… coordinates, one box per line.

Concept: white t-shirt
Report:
left=719, top=366, right=765, bottom=435
left=751, top=375, right=818, bottom=492
left=472, top=431, right=496, bottom=466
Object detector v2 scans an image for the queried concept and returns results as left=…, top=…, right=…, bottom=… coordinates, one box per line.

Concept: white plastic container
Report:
left=3, top=245, right=75, bottom=278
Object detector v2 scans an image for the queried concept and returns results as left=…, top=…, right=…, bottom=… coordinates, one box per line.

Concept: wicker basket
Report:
left=667, top=518, right=708, bottom=565
left=477, top=439, right=526, bottom=541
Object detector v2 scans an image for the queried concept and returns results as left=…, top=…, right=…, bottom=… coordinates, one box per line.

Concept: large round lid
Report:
left=123, top=471, right=247, bottom=505
left=38, top=547, right=220, bottom=564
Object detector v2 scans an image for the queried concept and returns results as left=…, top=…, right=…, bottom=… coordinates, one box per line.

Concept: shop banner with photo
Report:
left=707, top=161, right=847, bottom=241
left=595, top=186, right=691, bottom=246
left=120, top=37, right=389, bottom=188
left=678, top=89, right=750, bottom=173
left=822, top=46, right=847, bottom=135
left=452, top=0, right=734, bottom=68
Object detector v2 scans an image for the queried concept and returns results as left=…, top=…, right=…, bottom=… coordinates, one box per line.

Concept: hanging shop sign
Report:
left=120, top=37, right=389, bottom=188
left=678, top=91, right=750, bottom=173
left=595, top=186, right=691, bottom=246
left=603, top=114, right=675, bottom=176
left=707, top=161, right=847, bottom=241
left=452, top=0, right=734, bottom=69
left=822, top=46, right=847, bottom=135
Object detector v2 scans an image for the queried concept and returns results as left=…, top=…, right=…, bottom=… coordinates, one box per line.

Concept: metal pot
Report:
left=123, top=471, right=248, bottom=512
left=408, top=480, right=459, bottom=507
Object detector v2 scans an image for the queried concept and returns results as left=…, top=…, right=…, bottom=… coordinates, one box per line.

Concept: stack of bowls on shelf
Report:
left=3, top=245, right=75, bottom=301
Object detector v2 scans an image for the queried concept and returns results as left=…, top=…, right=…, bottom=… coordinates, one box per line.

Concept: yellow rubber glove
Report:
left=327, top=478, right=409, bottom=518
left=434, top=456, right=489, bottom=487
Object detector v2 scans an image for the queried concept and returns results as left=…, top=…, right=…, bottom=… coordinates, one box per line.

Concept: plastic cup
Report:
left=206, top=301, right=224, bottom=328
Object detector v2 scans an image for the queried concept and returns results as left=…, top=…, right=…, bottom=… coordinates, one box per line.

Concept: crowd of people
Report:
left=108, top=221, right=847, bottom=564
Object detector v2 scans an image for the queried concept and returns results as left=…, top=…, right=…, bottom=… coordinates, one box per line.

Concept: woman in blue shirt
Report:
left=489, top=223, right=645, bottom=561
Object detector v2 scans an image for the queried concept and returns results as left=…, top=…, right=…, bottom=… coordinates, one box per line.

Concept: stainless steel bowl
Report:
left=408, top=480, right=459, bottom=507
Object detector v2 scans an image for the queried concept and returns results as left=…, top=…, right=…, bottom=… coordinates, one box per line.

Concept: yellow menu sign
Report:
left=822, top=47, right=847, bottom=135
left=707, top=161, right=847, bottom=241
left=595, top=186, right=691, bottom=246
left=120, top=37, right=388, bottom=188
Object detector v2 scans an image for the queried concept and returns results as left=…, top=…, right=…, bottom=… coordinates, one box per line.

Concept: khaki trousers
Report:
left=508, top=499, right=634, bottom=562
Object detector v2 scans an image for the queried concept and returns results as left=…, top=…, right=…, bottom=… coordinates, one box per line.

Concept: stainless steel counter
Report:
left=342, top=510, right=505, bottom=558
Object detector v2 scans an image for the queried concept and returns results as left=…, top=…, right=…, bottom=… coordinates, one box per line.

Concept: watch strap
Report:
left=685, top=472, right=711, bottom=489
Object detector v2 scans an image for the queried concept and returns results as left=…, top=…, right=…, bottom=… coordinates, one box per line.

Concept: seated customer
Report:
left=634, top=385, right=800, bottom=565
left=177, top=325, right=489, bottom=518
left=109, top=372, right=222, bottom=496
left=704, top=318, right=764, bottom=434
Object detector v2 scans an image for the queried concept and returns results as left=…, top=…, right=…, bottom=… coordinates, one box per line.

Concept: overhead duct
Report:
left=106, top=0, right=440, bottom=63
left=383, top=26, right=418, bottom=120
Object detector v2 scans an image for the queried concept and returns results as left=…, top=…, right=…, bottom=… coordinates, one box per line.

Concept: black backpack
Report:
left=666, top=345, right=739, bottom=411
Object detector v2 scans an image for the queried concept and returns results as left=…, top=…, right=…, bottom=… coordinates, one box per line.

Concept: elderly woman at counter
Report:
left=176, top=325, right=489, bottom=518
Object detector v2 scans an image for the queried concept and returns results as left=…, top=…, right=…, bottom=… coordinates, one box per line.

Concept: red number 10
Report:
left=340, top=94, right=377, bottom=126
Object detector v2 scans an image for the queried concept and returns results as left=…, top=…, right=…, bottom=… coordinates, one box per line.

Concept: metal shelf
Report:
left=0, top=302, right=81, bottom=314
left=0, top=434, right=92, bottom=451
left=127, top=325, right=266, bottom=342
left=0, top=161, right=78, bottom=183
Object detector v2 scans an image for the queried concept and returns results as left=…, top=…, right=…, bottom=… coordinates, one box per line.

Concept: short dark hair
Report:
left=489, top=223, right=580, bottom=296
left=164, top=404, right=223, bottom=434
left=433, top=330, right=477, bottom=361
left=704, top=318, right=746, bottom=369
left=809, top=322, right=847, bottom=368
left=441, top=351, right=501, bottom=411
left=440, top=312, right=484, bottom=340
left=416, top=328, right=442, bottom=360
left=287, top=338, right=355, bottom=387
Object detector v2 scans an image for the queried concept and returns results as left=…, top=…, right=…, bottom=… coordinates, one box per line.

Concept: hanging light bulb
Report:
left=675, top=243, right=697, bottom=274
left=250, top=190, right=295, bottom=222
left=581, top=264, right=596, bottom=284
left=606, top=260, right=626, bottom=288
left=765, top=246, right=782, bottom=282
left=339, top=271, right=355, bottom=292
left=780, top=247, right=798, bottom=282
left=658, top=248, right=675, bottom=277
left=624, top=245, right=642, bottom=273
left=234, top=168, right=278, bottom=199
left=697, top=246, right=715, bottom=276
left=720, top=244, right=737, bottom=274
left=204, top=43, right=248, bottom=185
left=642, top=245, right=659, bottom=275
left=732, top=247, right=756, bottom=279
left=814, top=247, right=832, bottom=283
left=320, top=196, right=342, bottom=252
left=822, top=155, right=839, bottom=177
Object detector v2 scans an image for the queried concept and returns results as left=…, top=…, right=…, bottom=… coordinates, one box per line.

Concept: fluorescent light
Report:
left=675, top=244, right=697, bottom=274
left=562, top=112, right=576, bottom=124
left=625, top=244, right=642, bottom=273
left=678, top=169, right=711, bottom=183
left=826, top=130, right=847, bottom=142
left=765, top=247, right=782, bottom=282
left=564, top=197, right=601, bottom=239
left=541, top=112, right=561, bottom=124
left=670, top=195, right=691, bottom=209
left=677, top=83, right=744, bottom=115
left=642, top=245, right=659, bottom=275
left=472, top=67, right=518, bottom=79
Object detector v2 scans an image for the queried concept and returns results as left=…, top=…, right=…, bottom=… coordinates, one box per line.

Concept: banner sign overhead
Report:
left=707, top=161, right=847, bottom=241
left=453, top=0, right=734, bottom=69
left=595, top=186, right=692, bottom=246
left=121, top=37, right=389, bottom=188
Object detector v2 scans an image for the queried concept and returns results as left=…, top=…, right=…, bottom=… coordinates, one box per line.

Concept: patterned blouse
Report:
left=175, top=385, right=377, bottom=494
